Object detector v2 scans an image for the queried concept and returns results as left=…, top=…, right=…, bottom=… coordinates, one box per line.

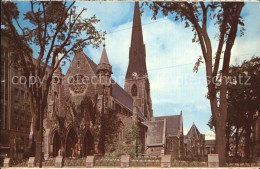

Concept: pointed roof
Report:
left=142, top=119, right=166, bottom=146
left=186, top=123, right=201, bottom=140
left=97, top=44, right=112, bottom=73
left=155, top=115, right=181, bottom=137
left=99, top=44, right=110, bottom=65
left=125, top=1, right=147, bottom=79
left=131, top=1, right=144, bottom=46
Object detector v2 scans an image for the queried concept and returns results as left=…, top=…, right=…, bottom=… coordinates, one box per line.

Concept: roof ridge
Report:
left=111, top=81, right=133, bottom=100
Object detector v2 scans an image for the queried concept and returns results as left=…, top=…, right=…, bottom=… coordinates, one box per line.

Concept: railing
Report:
left=63, top=157, right=85, bottom=167
left=226, top=157, right=260, bottom=167
left=171, top=160, right=207, bottom=167
left=1, top=156, right=260, bottom=167
left=42, top=158, right=55, bottom=167
left=10, top=158, right=28, bottom=167
left=94, top=156, right=120, bottom=167
left=130, top=157, right=161, bottom=167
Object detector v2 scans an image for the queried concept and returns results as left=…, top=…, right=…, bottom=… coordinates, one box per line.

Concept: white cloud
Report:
left=63, top=2, right=260, bottom=136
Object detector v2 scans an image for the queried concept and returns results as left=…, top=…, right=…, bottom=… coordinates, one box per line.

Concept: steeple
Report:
left=97, top=44, right=112, bottom=74
left=125, top=1, right=147, bottom=79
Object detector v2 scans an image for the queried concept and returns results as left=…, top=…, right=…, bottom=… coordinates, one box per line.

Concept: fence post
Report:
left=86, top=156, right=95, bottom=168
left=55, top=155, right=63, bottom=168
left=161, top=155, right=171, bottom=168
left=28, top=157, right=35, bottom=167
left=208, top=154, right=219, bottom=167
left=120, top=155, right=130, bottom=168
left=3, top=158, right=10, bottom=167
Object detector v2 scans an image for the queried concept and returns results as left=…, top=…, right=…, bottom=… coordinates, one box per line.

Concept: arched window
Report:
left=131, top=84, right=137, bottom=96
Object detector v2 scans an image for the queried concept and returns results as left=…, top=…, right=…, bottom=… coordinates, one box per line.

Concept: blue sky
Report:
left=16, top=2, right=260, bottom=136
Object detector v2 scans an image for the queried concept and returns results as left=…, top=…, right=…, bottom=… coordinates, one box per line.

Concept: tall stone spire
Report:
left=125, top=1, right=147, bottom=79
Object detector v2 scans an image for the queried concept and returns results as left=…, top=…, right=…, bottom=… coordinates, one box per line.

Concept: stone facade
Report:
left=184, top=123, right=205, bottom=156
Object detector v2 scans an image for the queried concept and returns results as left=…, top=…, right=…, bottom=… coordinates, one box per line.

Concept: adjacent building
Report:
left=184, top=123, right=205, bottom=156
left=0, top=33, right=32, bottom=159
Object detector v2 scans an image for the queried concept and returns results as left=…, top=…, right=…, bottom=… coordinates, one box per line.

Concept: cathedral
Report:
left=41, top=2, right=183, bottom=159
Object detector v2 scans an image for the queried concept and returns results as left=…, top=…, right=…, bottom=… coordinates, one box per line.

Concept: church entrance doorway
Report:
left=66, top=128, right=78, bottom=157
left=82, top=130, right=94, bottom=156
left=53, top=132, right=61, bottom=157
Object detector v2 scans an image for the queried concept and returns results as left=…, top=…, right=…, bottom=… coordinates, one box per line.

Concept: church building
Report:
left=40, top=2, right=183, bottom=159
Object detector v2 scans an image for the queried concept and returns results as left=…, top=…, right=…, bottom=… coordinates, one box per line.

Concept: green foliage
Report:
left=193, top=56, right=204, bottom=73
left=105, top=141, right=129, bottom=157
left=105, top=123, right=143, bottom=157
left=208, top=56, right=260, bottom=156
left=93, top=107, right=120, bottom=155
left=226, top=56, right=260, bottom=130
left=125, top=123, right=143, bottom=157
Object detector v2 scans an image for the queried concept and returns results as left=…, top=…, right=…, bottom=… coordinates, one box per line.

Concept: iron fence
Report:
left=130, top=157, right=161, bottom=167
left=171, top=160, right=207, bottom=167
left=94, top=156, right=120, bottom=167
left=63, top=157, right=85, bottom=167
left=226, top=157, right=260, bottom=167
left=42, top=158, right=55, bottom=167
left=10, top=158, right=28, bottom=167
left=1, top=156, right=259, bottom=167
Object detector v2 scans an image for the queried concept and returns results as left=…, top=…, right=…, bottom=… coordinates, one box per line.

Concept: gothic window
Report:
left=69, top=74, right=87, bottom=94
left=131, top=84, right=137, bottom=96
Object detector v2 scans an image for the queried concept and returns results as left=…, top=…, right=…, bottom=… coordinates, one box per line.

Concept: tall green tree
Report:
left=1, top=1, right=104, bottom=166
left=125, top=123, right=143, bottom=157
left=227, top=57, right=260, bottom=158
left=208, top=57, right=260, bottom=157
left=146, top=2, right=244, bottom=165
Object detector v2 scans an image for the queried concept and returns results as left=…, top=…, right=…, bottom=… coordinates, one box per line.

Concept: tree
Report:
left=208, top=56, right=260, bottom=157
left=146, top=2, right=244, bottom=165
left=227, top=57, right=260, bottom=158
left=1, top=1, right=105, bottom=167
left=125, top=123, right=143, bottom=157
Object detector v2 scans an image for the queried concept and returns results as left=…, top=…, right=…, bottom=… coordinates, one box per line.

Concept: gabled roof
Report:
left=143, top=120, right=166, bottom=146
left=111, top=81, right=133, bottom=111
left=82, top=51, right=133, bottom=112
left=154, top=115, right=181, bottom=137
left=186, top=123, right=201, bottom=140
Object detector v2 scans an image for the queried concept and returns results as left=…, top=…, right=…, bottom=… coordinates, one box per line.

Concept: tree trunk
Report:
left=244, top=112, right=253, bottom=158
left=235, top=130, right=239, bottom=157
left=225, top=124, right=231, bottom=157
left=225, top=136, right=230, bottom=157
left=244, top=124, right=251, bottom=158
left=33, top=129, right=41, bottom=160
left=215, top=121, right=227, bottom=166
